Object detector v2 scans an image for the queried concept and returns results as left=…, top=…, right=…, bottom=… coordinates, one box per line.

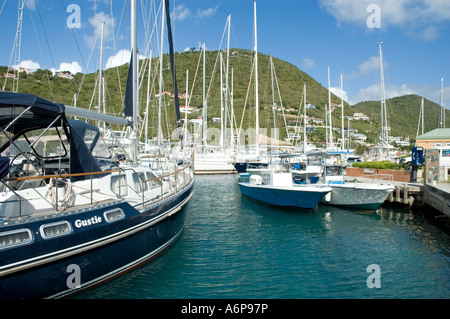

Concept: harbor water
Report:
left=71, top=175, right=450, bottom=299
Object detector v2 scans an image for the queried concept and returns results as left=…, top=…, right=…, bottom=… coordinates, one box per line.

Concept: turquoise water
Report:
left=72, top=175, right=450, bottom=299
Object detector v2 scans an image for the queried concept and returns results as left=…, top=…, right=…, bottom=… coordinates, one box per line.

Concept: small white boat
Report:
left=322, top=178, right=395, bottom=209
left=305, top=152, right=395, bottom=209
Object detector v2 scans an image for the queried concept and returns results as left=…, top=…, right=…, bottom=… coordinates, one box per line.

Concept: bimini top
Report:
left=0, top=92, right=112, bottom=180
left=0, top=92, right=65, bottom=135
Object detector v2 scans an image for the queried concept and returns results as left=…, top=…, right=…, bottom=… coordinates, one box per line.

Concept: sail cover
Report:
left=123, top=54, right=133, bottom=118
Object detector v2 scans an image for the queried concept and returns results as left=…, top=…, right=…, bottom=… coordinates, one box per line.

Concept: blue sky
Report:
left=1, top=0, right=450, bottom=107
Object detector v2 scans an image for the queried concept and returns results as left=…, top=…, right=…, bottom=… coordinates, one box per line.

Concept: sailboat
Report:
left=234, top=0, right=280, bottom=173
left=366, top=42, right=399, bottom=162
left=193, top=36, right=238, bottom=175
left=0, top=0, right=194, bottom=299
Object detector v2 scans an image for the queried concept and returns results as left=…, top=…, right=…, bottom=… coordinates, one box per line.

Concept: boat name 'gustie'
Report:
left=74, top=216, right=102, bottom=228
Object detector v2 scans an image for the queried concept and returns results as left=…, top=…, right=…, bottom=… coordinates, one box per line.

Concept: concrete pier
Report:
left=423, top=183, right=450, bottom=218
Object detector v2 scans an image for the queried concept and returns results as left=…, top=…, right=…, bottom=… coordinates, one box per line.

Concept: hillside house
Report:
left=352, top=113, right=369, bottom=121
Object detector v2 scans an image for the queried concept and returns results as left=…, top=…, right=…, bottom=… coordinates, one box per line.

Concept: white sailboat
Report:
left=193, top=19, right=237, bottom=175
left=366, top=42, right=399, bottom=162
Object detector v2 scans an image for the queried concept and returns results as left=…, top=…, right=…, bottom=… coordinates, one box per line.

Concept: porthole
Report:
left=103, top=208, right=125, bottom=223
left=0, top=228, right=33, bottom=249
left=40, top=221, right=72, bottom=239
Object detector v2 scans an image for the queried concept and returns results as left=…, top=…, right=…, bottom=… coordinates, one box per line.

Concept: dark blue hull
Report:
left=234, top=162, right=268, bottom=173
left=0, top=180, right=194, bottom=299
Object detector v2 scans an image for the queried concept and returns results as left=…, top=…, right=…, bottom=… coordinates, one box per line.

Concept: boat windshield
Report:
left=4, top=127, right=69, bottom=159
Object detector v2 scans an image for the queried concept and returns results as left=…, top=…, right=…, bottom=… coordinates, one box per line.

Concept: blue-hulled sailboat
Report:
left=0, top=0, right=193, bottom=299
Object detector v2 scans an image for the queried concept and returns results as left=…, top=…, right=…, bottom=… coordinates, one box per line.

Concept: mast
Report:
left=270, top=56, right=277, bottom=140
left=220, top=52, right=224, bottom=149
left=131, top=0, right=139, bottom=163
left=165, top=0, right=183, bottom=148
left=327, top=67, right=333, bottom=149
left=12, top=0, right=25, bottom=92
left=379, top=42, right=388, bottom=145
left=416, top=97, right=424, bottom=141
left=185, top=69, right=189, bottom=144
left=145, top=50, right=152, bottom=146
left=230, top=67, right=235, bottom=147
left=340, top=73, right=344, bottom=151
left=422, top=97, right=425, bottom=135
left=158, top=0, right=165, bottom=146
left=98, top=21, right=105, bottom=128
left=303, top=84, right=307, bottom=152
left=224, top=14, right=231, bottom=149
left=202, top=42, right=207, bottom=152
left=440, top=77, right=445, bottom=128
left=254, top=0, right=259, bottom=151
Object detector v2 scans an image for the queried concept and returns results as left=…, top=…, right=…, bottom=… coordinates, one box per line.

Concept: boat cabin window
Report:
left=84, top=128, right=112, bottom=160
left=0, top=228, right=33, bottom=249
left=146, top=172, right=161, bottom=190
left=138, top=172, right=148, bottom=191
left=40, top=221, right=72, bottom=239
left=104, top=208, right=125, bottom=223
left=6, top=127, right=69, bottom=159
left=132, top=173, right=143, bottom=193
left=111, top=174, right=128, bottom=197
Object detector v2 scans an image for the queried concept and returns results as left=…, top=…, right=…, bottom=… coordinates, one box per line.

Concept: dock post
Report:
left=403, top=186, right=409, bottom=204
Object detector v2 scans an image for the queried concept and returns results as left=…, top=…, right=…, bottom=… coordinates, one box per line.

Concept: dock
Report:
left=344, top=176, right=424, bottom=207
left=422, top=183, right=450, bottom=218
left=345, top=176, right=450, bottom=219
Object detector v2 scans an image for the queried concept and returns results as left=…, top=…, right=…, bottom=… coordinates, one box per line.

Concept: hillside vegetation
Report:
left=1, top=49, right=446, bottom=146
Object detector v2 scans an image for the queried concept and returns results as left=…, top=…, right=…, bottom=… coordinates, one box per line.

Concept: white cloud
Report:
left=330, top=86, right=349, bottom=103
left=319, top=0, right=450, bottom=40
left=105, top=49, right=146, bottom=69
left=17, top=60, right=40, bottom=71
left=105, top=49, right=131, bottom=69
left=196, top=5, right=220, bottom=19
left=49, top=61, right=82, bottom=75
left=352, top=83, right=416, bottom=103
left=349, top=56, right=379, bottom=79
left=302, top=58, right=316, bottom=70
left=172, top=4, right=191, bottom=22
left=58, top=62, right=82, bottom=74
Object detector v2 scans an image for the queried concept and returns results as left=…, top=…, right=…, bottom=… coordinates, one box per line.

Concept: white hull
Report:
left=322, top=183, right=394, bottom=209
left=194, top=153, right=237, bottom=175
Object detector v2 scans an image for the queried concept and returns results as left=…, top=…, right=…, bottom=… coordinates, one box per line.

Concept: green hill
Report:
left=1, top=49, right=446, bottom=147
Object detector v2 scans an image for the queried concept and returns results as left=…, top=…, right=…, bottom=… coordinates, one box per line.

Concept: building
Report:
left=416, top=128, right=450, bottom=149
left=352, top=113, right=369, bottom=121
left=56, top=72, right=74, bottom=80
